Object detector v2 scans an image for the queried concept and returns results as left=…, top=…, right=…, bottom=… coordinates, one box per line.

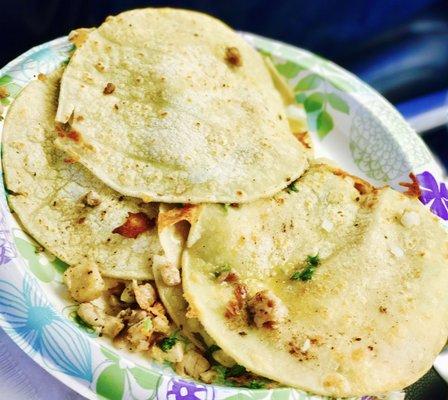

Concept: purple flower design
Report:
left=166, top=379, right=211, bottom=400
left=0, top=228, right=17, bottom=265
left=416, top=171, right=448, bottom=220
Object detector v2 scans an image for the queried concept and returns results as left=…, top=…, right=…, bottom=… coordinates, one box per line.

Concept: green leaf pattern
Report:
left=294, top=74, right=322, bottom=91
left=95, top=347, right=160, bottom=400
left=96, top=365, right=126, bottom=400
left=316, top=110, right=334, bottom=139
left=0, top=75, right=22, bottom=106
left=327, top=93, right=349, bottom=114
left=276, top=58, right=353, bottom=139
left=275, top=61, right=303, bottom=78
left=14, top=236, right=55, bottom=282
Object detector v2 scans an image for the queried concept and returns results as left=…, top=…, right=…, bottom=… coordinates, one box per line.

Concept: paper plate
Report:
left=0, top=33, right=446, bottom=400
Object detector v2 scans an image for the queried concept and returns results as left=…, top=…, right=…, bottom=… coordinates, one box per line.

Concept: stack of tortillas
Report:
left=2, top=7, right=448, bottom=398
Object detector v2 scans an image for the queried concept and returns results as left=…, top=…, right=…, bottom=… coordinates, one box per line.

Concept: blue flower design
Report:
left=416, top=171, right=448, bottom=220
left=0, top=274, right=93, bottom=382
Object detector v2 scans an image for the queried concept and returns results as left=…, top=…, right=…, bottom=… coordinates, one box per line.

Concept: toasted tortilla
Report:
left=2, top=69, right=161, bottom=280
left=182, top=163, right=448, bottom=396
left=55, top=8, right=308, bottom=204
left=154, top=204, right=212, bottom=349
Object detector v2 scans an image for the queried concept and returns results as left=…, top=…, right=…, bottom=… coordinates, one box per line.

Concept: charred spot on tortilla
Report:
left=112, top=212, right=155, bottom=238
left=225, top=46, right=242, bottom=67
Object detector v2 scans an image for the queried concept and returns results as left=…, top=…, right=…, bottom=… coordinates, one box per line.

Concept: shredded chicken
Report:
left=126, top=317, right=154, bottom=352
left=63, top=264, right=104, bottom=302
left=152, top=314, right=171, bottom=334
left=178, top=350, right=210, bottom=379
left=64, top=269, right=242, bottom=385
left=103, top=316, right=125, bottom=338
left=77, top=302, right=123, bottom=338
left=151, top=341, right=184, bottom=363
left=200, top=369, right=218, bottom=384
left=120, top=282, right=136, bottom=303
left=132, top=280, right=156, bottom=311
left=149, top=301, right=167, bottom=318
left=77, top=303, right=105, bottom=327
left=160, top=264, right=181, bottom=286
left=247, top=289, right=288, bottom=329
left=117, top=308, right=148, bottom=325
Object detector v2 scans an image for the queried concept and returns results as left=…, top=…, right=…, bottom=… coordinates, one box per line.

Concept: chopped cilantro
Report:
left=213, top=264, right=231, bottom=278
left=291, top=254, right=320, bottom=281
left=226, top=364, right=246, bottom=378
left=247, top=380, right=266, bottom=389
left=159, top=332, right=178, bottom=352
left=211, top=365, right=228, bottom=385
left=211, top=364, right=269, bottom=389
left=173, top=203, right=184, bottom=208
left=306, top=254, right=320, bottom=266
left=205, top=344, right=221, bottom=359
left=286, top=181, right=299, bottom=193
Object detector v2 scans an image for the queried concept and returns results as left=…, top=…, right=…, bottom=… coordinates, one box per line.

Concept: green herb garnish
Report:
left=159, top=331, right=179, bottom=352
left=306, top=254, right=320, bottom=266
left=247, top=380, right=266, bottom=389
left=211, top=364, right=269, bottom=388
left=213, top=264, right=231, bottom=278
left=205, top=344, right=221, bottom=359
left=173, top=203, right=184, bottom=208
left=286, top=181, right=299, bottom=193
left=291, top=254, right=320, bottom=281
left=212, top=365, right=228, bottom=385
left=226, top=364, right=246, bottom=378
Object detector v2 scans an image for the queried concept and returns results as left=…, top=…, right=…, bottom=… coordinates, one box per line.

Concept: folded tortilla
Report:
left=182, top=163, right=448, bottom=396
left=55, top=8, right=308, bottom=204
left=3, top=69, right=160, bottom=280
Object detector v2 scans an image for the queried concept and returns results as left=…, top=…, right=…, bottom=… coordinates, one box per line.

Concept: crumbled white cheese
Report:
left=390, top=245, right=404, bottom=258
left=301, top=338, right=311, bottom=353
left=321, top=219, right=334, bottom=232
left=400, top=211, right=420, bottom=228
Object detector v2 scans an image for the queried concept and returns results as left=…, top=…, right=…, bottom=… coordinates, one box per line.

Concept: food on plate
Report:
left=1, top=6, right=446, bottom=400
left=153, top=204, right=209, bottom=349
left=2, top=69, right=160, bottom=280
left=66, top=265, right=270, bottom=388
left=155, top=204, right=232, bottom=353
left=55, top=8, right=308, bottom=204
left=182, top=163, right=448, bottom=396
